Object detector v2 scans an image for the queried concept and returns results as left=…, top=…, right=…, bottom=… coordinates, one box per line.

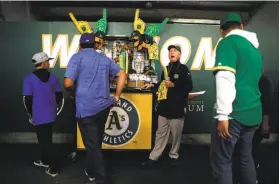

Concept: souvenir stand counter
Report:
left=70, top=8, right=168, bottom=150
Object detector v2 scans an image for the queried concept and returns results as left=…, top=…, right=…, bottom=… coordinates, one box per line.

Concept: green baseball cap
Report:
left=220, top=12, right=242, bottom=27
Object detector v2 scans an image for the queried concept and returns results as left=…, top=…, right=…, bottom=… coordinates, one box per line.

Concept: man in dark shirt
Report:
left=252, top=74, right=272, bottom=181
left=22, top=52, right=63, bottom=177
left=142, top=44, right=193, bottom=166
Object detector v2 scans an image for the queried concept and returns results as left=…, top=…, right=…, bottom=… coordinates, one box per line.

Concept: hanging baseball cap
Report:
left=79, top=33, right=95, bottom=44
left=168, top=44, right=181, bottom=53
left=143, top=34, right=153, bottom=44
left=220, top=12, right=242, bottom=27
left=32, top=52, right=53, bottom=65
left=95, top=30, right=106, bottom=39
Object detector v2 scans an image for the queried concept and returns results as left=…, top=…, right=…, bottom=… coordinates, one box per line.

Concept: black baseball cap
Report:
left=130, top=30, right=141, bottom=41
left=168, top=44, right=181, bottom=53
left=143, top=34, right=153, bottom=44
left=95, top=30, right=106, bottom=39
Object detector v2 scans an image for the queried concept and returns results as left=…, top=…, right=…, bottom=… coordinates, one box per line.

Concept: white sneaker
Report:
left=45, top=167, right=58, bottom=177
left=237, top=180, right=258, bottom=184
left=34, top=160, right=49, bottom=168
left=85, top=170, right=95, bottom=182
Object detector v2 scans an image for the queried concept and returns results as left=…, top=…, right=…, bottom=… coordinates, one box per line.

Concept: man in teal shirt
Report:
left=210, top=13, right=262, bottom=184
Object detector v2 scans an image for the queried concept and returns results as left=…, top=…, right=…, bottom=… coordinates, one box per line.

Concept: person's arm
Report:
left=215, top=71, right=236, bottom=121
left=213, top=40, right=237, bottom=121
left=115, top=71, right=127, bottom=100
left=55, top=77, right=63, bottom=105
left=155, top=71, right=164, bottom=90
left=22, top=77, right=34, bottom=125
left=56, top=92, right=63, bottom=104
left=109, top=59, right=127, bottom=101
left=142, top=71, right=164, bottom=90
left=259, top=76, right=272, bottom=116
left=259, top=76, right=273, bottom=134
left=186, top=67, right=193, bottom=92
left=69, top=81, right=76, bottom=99
left=64, top=54, right=79, bottom=91
left=23, top=95, right=33, bottom=116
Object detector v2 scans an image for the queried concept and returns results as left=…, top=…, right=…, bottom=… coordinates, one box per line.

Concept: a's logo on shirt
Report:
left=103, top=97, right=140, bottom=146
left=218, top=62, right=222, bottom=66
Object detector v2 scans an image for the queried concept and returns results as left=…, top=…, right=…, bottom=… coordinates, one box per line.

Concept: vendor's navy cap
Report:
left=168, top=44, right=181, bottom=53
left=80, top=33, right=95, bottom=44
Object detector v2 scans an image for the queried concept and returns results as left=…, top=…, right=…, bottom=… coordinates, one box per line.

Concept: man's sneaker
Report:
left=68, top=152, right=77, bottom=162
left=141, top=159, right=157, bottom=166
left=237, top=180, right=258, bottom=184
left=34, top=160, right=49, bottom=168
left=45, top=167, right=58, bottom=177
left=85, top=170, right=96, bottom=182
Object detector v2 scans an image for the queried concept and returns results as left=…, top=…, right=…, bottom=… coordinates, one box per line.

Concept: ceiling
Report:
left=5, top=1, right=267, bottom=24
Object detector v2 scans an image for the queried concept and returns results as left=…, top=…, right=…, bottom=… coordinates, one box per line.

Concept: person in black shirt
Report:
left=252, top=74, right=272, bottom=181
left=142, top=44, right=193, bottom=166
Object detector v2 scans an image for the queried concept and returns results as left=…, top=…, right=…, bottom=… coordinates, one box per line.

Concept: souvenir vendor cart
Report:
left=70, top=8, right=168, bottom=150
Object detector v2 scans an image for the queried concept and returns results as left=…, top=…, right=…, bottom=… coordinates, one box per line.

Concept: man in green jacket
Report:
left=210, top=12, right=262, bottom=184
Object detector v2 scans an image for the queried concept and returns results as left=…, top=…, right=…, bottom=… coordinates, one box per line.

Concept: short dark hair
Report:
left=80, top=43, right=94, bottom=49
left=221, top=21, right=241, bottom=31
left=34, top=62, right=43, bottom=68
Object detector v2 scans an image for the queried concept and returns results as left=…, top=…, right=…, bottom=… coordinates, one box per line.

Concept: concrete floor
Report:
left=0, top=144, right=278, bottom=184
